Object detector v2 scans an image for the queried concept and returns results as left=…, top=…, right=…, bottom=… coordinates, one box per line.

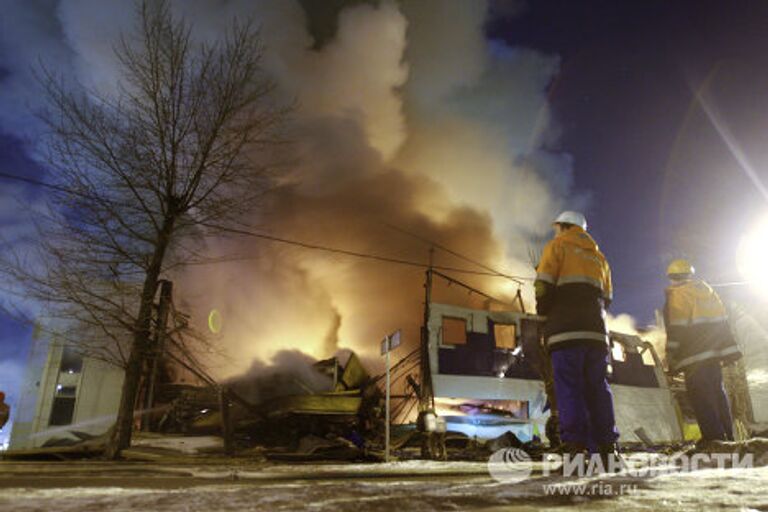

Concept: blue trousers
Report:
left=551, top=345, right=620, bottom=447
left=684, top=360, right=734, bottom=441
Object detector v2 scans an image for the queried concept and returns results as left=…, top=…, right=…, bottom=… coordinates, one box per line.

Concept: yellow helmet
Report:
left=667, top=259, right=695, bottom=278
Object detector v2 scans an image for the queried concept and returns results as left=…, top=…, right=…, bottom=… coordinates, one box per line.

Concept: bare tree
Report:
left=1, top=1, right=285, bottom=458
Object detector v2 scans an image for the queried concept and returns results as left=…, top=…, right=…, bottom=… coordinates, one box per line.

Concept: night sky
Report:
left=2, top=0, right=768, bottom=439
left=490, top=0, right=768, bottom=318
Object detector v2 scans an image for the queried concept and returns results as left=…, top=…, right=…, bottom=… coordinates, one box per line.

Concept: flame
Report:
left=434, top=397, right=528, bottom=419
left=606, top=313, right=666, bottom=365
left=168, top=1, right=577, bottom=378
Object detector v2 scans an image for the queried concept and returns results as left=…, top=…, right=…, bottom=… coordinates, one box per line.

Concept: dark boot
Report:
left=558, top=442, right=588, bottom=477
left=560, top=441, right=587, bottom=454
left=546, top=415, right=561, bottom=449
left=597, top=443, right=626, bottom=474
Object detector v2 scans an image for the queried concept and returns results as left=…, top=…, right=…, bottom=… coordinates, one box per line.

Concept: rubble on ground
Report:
left=1, top=351, right=387, bottom=462
left=7, top=348, right=768, bottom=465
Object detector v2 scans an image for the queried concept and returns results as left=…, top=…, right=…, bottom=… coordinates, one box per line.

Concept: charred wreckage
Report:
left=3, top=270, right=757, bottom=462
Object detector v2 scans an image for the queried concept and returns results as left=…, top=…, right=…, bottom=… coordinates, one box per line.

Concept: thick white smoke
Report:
left=0, top=0, right=583, bottom=377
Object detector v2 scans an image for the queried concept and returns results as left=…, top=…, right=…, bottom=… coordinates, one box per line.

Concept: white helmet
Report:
left=554, top=211, right=587, bottom=230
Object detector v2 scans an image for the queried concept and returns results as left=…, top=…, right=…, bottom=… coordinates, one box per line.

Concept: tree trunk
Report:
left=143, top=280, right=173, bottom=431
left=105, top=213, right=176, bottom=459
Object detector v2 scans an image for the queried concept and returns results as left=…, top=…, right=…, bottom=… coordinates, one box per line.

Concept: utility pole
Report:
left=418, top=248, right=437, bottom=459
left=143, top=279, right=172, bottom=431
left=419, top=248, right=435, bottom=412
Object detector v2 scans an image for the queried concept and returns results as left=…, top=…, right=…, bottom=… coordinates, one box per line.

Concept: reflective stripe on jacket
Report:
left=535, top=226, right=611, bottom=350
left=664, top=279, right=740, bottom=372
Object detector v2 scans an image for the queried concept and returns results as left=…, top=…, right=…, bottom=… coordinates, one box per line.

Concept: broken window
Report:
left=640, top=347, right=656, bottom=366
left=49, top=386, right=77, bottom=426
left=438, top=398, right=529, bottom=420
left=49, top=398, right=75, bottom=426
left=494, top=323, right=517, bottom=350
left=611, top=341, right=626, bottom=362
left=59, top=346, right=83, bottom=374
left=56, top=385, right=76, bottom=397
left=442, top=317, right=467, bottom=346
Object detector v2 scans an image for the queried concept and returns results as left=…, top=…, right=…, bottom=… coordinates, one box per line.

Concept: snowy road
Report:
left=1, top=461, right=768, bottom=511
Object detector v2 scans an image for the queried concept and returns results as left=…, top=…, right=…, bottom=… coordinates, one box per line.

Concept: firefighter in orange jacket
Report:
left=664, top=259, right=741, bottom=442
left=535, top=211, right=619, bottom=455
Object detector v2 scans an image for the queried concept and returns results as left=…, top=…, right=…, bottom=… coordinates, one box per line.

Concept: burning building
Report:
left=6, top=0, right=768, bottom=460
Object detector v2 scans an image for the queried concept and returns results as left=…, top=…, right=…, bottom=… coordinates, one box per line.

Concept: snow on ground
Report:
left=2, top=464, right=768, bottom=511
left=130, top=435, right=223, bottom=454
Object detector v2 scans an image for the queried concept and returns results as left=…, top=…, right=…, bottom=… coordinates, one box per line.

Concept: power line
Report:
left=710, top=281, right=748, bottom=288
left=384, top=222, right=529, bottom=284
left=0, top=171, right=89, bottom=198
left=1, top=169, right=534, bottom=281
left=0, top=170, right=134, bottom=209
left=431, top=269, right=517, bottom=307
left=200, top=223, right=525, bottom=278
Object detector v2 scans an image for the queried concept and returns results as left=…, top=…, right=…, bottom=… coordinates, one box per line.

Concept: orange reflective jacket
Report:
left=535, top=226, right=612, bottom=350
left=664, top=279, right=740, bottom=372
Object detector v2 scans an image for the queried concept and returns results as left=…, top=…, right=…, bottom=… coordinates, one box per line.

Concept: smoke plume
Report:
left=0, top=0, right=583, bottom=377
left=606, top=313, right=666, bottom=362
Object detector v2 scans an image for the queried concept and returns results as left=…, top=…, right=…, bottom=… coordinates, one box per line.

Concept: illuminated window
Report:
left=611, top=341, right=626, bottom=362
left=442, top=317, right=467, bottom=345
left=60, top=346, right=83, bottom=374
left=494, top=323, right=517, bottom=350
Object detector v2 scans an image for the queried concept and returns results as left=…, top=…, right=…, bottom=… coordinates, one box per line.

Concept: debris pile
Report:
left=152, top=351, right=386, bottom=461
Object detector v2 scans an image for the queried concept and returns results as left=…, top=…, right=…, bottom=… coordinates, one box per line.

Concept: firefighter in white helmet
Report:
left=664, top=259, right=741, bottom=442
left=535, top=211, right=619, bottom=460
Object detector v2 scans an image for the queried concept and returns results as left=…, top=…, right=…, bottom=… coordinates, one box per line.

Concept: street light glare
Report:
left=736, top=214, right=768, bottom=292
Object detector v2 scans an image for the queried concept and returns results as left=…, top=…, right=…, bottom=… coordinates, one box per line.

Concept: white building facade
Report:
left=9, top=334, right=123, bottom=450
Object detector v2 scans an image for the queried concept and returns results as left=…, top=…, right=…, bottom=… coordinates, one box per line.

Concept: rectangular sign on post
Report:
left=381, top=329, right=401, bottom=355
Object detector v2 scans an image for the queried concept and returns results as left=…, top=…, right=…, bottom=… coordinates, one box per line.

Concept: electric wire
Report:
left=0, top=170, right=534, bottom=282
left=201, top=223, right=534, bottom=280
left=0, top=171, right=93, bottom=199
left=384, top=222, right=527, bottom=284
left=7, top=169, right=751, bottom=295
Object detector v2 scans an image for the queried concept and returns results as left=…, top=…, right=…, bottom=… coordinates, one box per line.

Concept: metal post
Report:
left=385, top=337, right=391, bottom=462
left=515, top=285, right=526, bottom=314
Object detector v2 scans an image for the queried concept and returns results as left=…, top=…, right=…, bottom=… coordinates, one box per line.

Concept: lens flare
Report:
left=208, top=309, right=223, bottom=334
left=736, top=215, right=768, bottom=293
